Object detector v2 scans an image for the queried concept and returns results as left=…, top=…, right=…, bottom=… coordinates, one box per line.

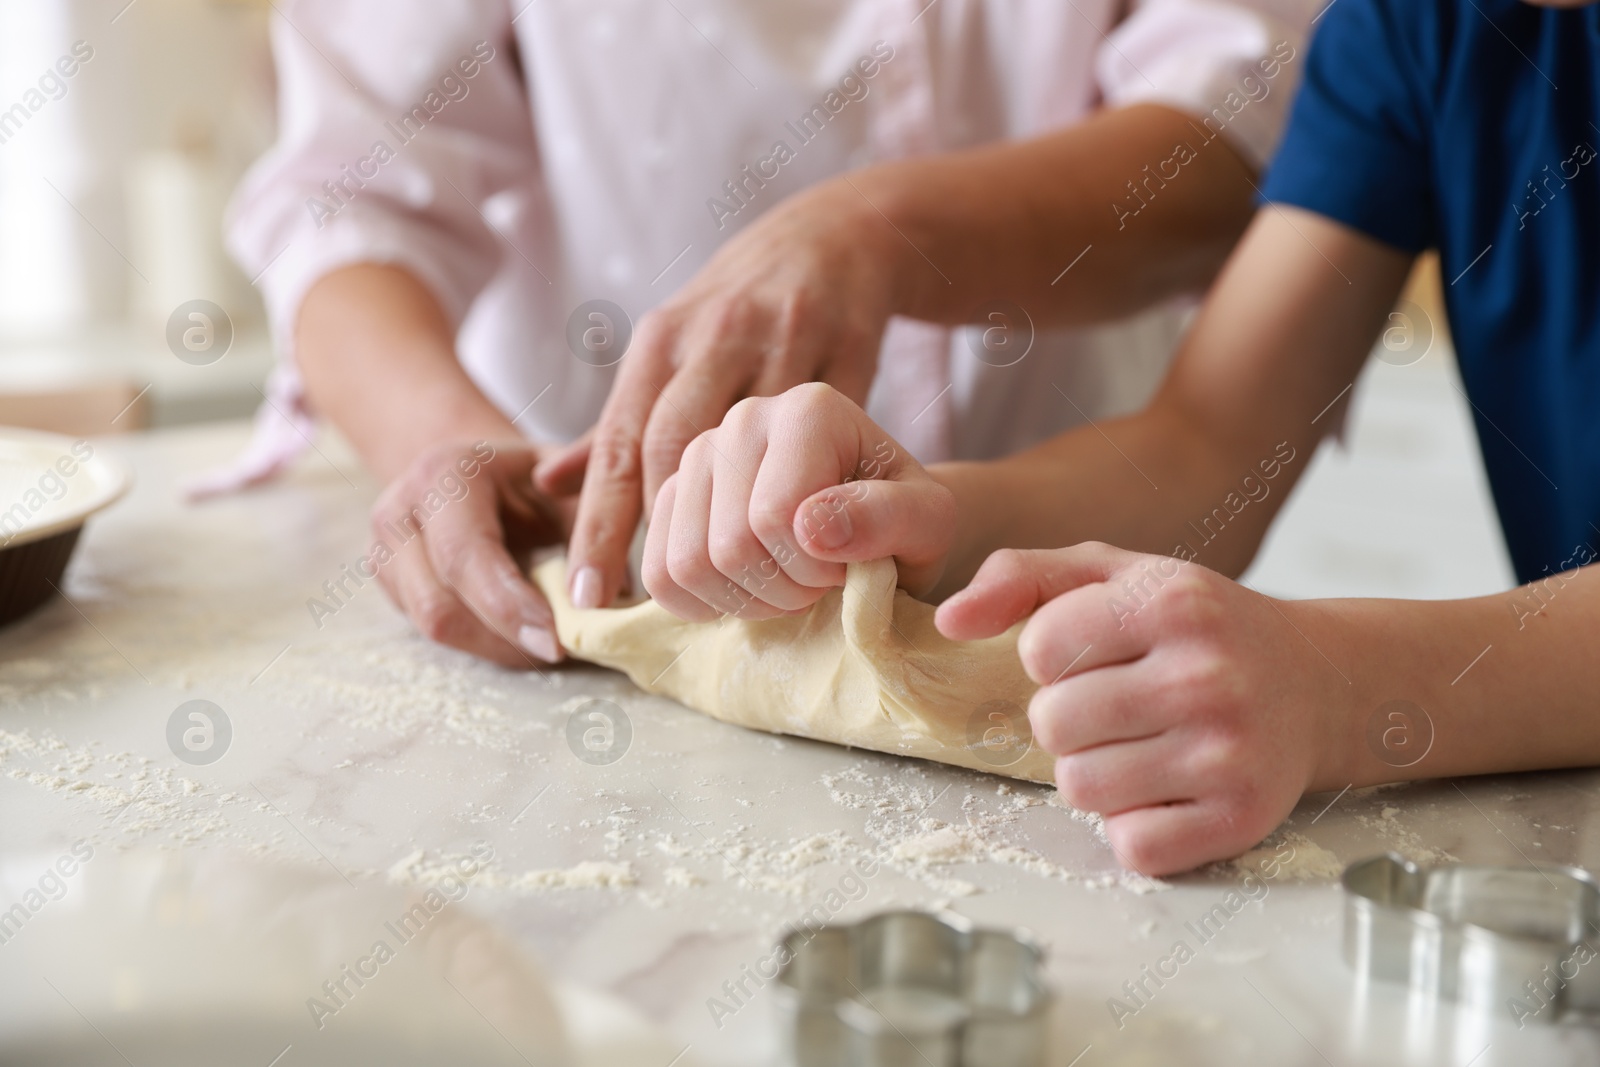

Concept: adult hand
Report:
left=536, top=179, right=905, bottom=610
left=936, top=544, right=1348, bottom=876
left=370, top=440, right=570, bottom=668
left=641, top=383, right=955, bottom=622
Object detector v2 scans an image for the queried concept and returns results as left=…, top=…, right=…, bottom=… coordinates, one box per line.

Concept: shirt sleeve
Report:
left=1258, top=0, right=1435, bottom=252
left=225, top=0, right=539, bottom=361
left=1096, top=0, right=1326, bottom=170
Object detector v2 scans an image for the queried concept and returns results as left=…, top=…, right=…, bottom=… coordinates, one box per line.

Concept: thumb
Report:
left=791, top=478, right=955, bottom=574
left=935, top=543, right=1135, bottom=640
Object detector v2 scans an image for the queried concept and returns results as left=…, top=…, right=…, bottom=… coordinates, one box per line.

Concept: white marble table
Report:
left=3, top=367, right=1598, bottom=1065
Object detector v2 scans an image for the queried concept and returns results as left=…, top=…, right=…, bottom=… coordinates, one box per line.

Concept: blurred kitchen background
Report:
left=0, top=0, right=273, bottom=434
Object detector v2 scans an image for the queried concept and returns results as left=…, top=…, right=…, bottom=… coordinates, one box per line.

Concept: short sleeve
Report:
left=1097, top=0, right=1325, bottom=171
left=1259, top=0, right=1435, bottom=252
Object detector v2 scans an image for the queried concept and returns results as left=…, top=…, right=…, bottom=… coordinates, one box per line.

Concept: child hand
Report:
left=937, top=544, right=1344, bottom=876
left=641, top=383, right=955, bottom=621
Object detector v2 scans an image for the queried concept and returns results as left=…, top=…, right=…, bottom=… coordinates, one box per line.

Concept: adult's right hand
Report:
left=370, top=439, right=570, bottom=668
left=536, top=178, right=911, bottom=610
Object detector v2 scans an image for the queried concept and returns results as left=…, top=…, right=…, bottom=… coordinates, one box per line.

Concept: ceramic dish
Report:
left=0, top=427, right=130, bottom=626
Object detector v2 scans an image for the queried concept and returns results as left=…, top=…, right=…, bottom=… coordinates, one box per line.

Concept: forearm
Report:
left=1306, top=566, right=1600, bottom=790
left=852, top=102, right=1258, bottom=327
left=925, top=211, right=1414, bottom=596
left=295, top=264, right=522, bottom=483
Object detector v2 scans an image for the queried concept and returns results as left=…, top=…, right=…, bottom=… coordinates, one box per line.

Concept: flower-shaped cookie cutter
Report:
left=1343, top=853, right=1600, bottom=1022
left=772, top=909, right=1051, bottom=1066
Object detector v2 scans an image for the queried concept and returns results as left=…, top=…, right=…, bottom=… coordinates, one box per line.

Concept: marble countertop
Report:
left=3, top=392, right=1597, bottom=1065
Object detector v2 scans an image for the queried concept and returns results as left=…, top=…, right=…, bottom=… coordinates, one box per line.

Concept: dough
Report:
left=533, top=557, right=1053, bottom=783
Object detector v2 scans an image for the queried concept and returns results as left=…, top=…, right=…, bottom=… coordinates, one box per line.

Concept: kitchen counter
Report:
left=3, top=369, right=1597, bottom=1065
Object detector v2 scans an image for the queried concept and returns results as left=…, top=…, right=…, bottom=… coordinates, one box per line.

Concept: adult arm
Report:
left=296, top=265, right=566, bottom=667
left=230, top=4, right=565, bottom=665
left=548, top=100, right=1263, bottom=611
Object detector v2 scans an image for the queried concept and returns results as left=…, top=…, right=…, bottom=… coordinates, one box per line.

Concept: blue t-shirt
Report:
left=1261, top=0, right=1600, bottom=584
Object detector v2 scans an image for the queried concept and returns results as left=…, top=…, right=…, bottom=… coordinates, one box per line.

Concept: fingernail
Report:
left=808, top=500, right=853, bottom=551
left=570, top=565, right=603, bottom=610
left=519, top=625, right=563, bottom=662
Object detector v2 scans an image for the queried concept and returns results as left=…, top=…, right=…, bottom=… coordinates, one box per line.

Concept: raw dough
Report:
left=533, top=557, right=1053, bottom=782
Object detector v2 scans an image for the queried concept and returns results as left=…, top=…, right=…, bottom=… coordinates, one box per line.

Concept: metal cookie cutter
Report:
left=773, top=909, right=1051, bottom=1067
left=1343, top=853, right=1600, bottom=1021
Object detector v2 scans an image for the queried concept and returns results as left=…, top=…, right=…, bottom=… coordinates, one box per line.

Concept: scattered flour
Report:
left=823, top=764, right=1165, bottom=895
left=664, top=866, right=702, bottom=888
left=1234, top=832, right=1345, bottom=881
left=508, top=861, right=636, bottom=892
left=386, top=849, right=637, bottom=893
left=0, top=728, right=270, bottom=850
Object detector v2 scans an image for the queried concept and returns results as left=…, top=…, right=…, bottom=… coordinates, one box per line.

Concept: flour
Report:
left=0, top=728, right=266, bottom=850
left=295, top=646, right=527, bottom=752
left=509, top=861, right=636, bottom=891
left=386, top=848, right=637, bottom=892
left=664, top=866, right=701, bottom=888
left=823, top=763, right=1167, bottom=895
left=1234, top=832, right=1345, bottom=881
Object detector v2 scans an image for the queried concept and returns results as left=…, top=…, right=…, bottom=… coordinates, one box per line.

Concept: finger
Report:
left=424, top=515, right=565, bottom=665
left=935, top=543, right=1144, bottom=642
left=640, top=342, right=754, bottom=508
left=1026, top=663, right=1166, bottom=755
left=707, top=426, right=826, bottom=612
left=1014, top=582, right=1155, bottom=687
left=378, top=534, right=533, bottom=669
left=1100, top=801, right=1252, bottom=878
left=746, top=289, right=834, bottom=398
left=792, top=479, right=954, bottom=571
left=534, top=432, right=590, bottom=498
left=406, top=458, right=565, bottom=662
left=748, top=388, right=910, bottom=590
left=664, top=437, right=783, bottom=620
left=1050, top=733, right=1198, bottom=816
left=566, top=321, right=678, bottom=609
left=642, top=475, right=718, bottom=621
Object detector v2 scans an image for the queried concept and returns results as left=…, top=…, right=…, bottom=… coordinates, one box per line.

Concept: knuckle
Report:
left=589, top=431, right=644, bottom=483
left=670, top=433, right=712, bottom=476
left=1015, top=622, right=1060, bottom=682
left=1106, top=823, right=1163, bottom=876
left=1163, top=573, right=1222, bottom=627
left=784, top=380, right=839, bottom=411
left=641, top=552, right=672, bottom=603
left=706, top=528, right=752, bottom=576
left=747, top=495, right=796, bottom=547
left=666, top=541, right=716, bottom=591
left=413, top=596, right=466, bottom=645
left=989, top=547, right=1030, bottom=584
left=643, top=420, right=700, bottom=472
left=1027, top=691, right=1068, bottom=754
left=706, top=295, right=759, bottom=339
left=1053, top=755, right=1103, bottom=813
left=723, top=395, right=767, bottom=429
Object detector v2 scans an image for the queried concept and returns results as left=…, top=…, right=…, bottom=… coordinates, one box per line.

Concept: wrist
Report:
left=814, top=168, right=931, bottom=319
left=368, top=398, right=525, bottom=484
left=1288, top=596, right=1391, bottom=792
